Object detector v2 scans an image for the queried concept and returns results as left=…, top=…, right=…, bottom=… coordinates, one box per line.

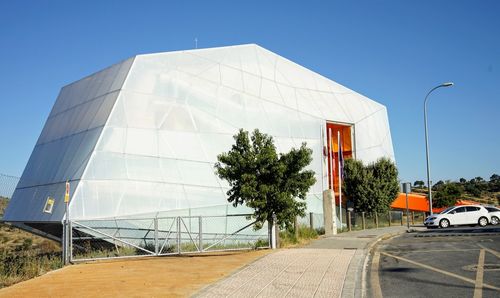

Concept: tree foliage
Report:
left=433, top=182, right=463, bottom=208
left=432, top=180, right=445, bottom=191
left=214, top=129, right=316, bottom=230
left=343, top=157, right=399, bottom=213
left=489, top=174, right=500, bottom=192
left=413, top=180, right=425, bottom=188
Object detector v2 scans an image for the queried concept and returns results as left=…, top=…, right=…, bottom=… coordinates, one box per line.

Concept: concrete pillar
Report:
left=323, top=190, right=337, bottom=236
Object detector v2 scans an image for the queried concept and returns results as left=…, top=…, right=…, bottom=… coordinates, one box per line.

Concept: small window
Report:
left=43, top=197, right=55, bottom=214
left=466, top=206, right=479, bottom=212
left=486, top=207, right=500, bottom=212
left=454, top=207, right=466, bottom=213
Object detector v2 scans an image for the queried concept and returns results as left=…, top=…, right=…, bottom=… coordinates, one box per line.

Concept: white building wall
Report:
left=6, top=44, right=394, bottom=224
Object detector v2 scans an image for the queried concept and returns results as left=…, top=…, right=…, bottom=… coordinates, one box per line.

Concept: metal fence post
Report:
left=400, top=211, right=404, bottom=226
left=347, top=211, right=352, bottom=231
left=154, top=218, right=159, bottom=255
left=362, top=212, right=366, bottom=230
left=294, top=216, right=299, bottom=239
left=309, top=212, right=314, bottom=230
left=375, top=212, right=379, bottom=228
left=388, top=211, right=392, bottom=226
left=68, top=221, right=73, bottom=263
left=177, top=217, right=181, bottom=254
left=61, top=221, right=66, bottom=265
left=199, top=216, right=203, bottom=252
left=411, top=211, right=415, bottom=225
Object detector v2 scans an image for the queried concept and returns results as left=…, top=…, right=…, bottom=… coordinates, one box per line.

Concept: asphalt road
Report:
left=368, top=226, right=500, bottom=298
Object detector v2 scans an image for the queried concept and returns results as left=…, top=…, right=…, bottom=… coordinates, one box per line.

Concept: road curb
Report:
left=358, top=229, right=408, bottom=298
left=340, top=228, right=411, bottom=298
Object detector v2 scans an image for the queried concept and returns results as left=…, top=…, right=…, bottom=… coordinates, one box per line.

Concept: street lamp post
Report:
left=424, top=82, right=454, bottom=215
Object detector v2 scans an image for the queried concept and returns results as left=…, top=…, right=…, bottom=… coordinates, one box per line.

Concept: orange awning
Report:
left=391, top=193, right=482, bottom=213
left=391, top=193, right=430, bottom=212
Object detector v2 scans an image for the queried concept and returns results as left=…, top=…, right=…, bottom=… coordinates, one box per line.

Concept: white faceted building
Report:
left=4, top=44, right=394, bottom=238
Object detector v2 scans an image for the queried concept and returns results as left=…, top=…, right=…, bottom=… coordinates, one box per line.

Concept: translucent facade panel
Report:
left=110, top=57, right=135, bottom=92
left=182, top=185, right=227, bottom=209
left=276, top=84, right=298, bottom=111
left=215, top=87, right=247, bottom=129
left=274, top=137, right=298, bottom=154
left=89, top=92, right=120, bottom=129
left=295, top=89, right=322, bottom=119
left=171, top=52, right=219, bottom=77
left=198, top=133, right=237, bottom=163
left=126, top=154, right=162, bottom=182
left=220, top=65, right=244, bottom=91
left=176, top=160, right=219, bottom=188
left=240, top=96, right=270, bottom=132
left=242, top=72, right=262, bottom=98
left=237, top=46, right=261, bottom=76
left=260, top=79, right=284, bottom=105
left=159, top=104, right=197, bottom=132
left=158, top=131, right=207, bottom=161
left=125, top=128, right=158, bottom=157
left=354, top=108, right=395, bottom=163
left=190, top=108, right=234, bottom=135
left=86, top=152, right=128, bottom=180
left=260, top=101, right=291, bottom=138
left=119, top=91, right=174, bottom=129
left=6, top=44, right=395, bottom=229
left=48, top=59, right=132, bottom=119
left=159, top=158, right=183, bottom=184
left=194, top=63, right=222, bottom=85
left=71, top=180, right=189, bottom=219
left=122, top=57, right=162, bottom=94
left=97, top=127, right=126, bottom=153
left=254, top=46, right=277, bottom=81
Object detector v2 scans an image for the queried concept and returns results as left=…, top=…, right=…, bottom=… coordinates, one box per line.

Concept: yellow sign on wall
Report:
left=44, top=197, right=55, bottom=213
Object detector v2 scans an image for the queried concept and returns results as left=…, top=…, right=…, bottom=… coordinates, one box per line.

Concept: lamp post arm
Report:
left=424, top=88, right=436, bottom=214
left=423, top=83, right=453, bottom=215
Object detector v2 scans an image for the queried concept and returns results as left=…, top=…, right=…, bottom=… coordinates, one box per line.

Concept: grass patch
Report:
left=0, top=235, right=62, bottom=288
left=0, top=197, right=62, bottom=288
left=279, top=224, right=318, bottom=248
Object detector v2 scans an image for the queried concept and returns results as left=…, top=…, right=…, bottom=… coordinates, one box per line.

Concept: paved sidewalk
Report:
left=197, top=226, right=412, bottom=298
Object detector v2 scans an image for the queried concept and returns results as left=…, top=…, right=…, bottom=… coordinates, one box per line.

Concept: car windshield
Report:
left=439, top=207, right=455, bottom=214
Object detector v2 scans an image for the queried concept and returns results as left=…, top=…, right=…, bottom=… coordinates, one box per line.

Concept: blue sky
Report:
left=0, top=0, right=499, bottom=184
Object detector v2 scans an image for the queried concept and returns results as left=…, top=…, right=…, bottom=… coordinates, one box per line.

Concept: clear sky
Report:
left=0, top=0, right=499, bottom=185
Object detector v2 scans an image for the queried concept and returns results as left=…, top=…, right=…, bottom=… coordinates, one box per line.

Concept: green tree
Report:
left=489, top=174, right=500, bottom=192
left=413, top=180, right=425, bottom=188
left=214, top=129, right=316, bottom=231
left=343, top=158, right=399, bottom=213
left=432, top=180, right=445, bottom=191
left=368, top=158, right=400, bottom=213
left=343, top=159, right=373, bottom=211
left=433, top=182, right=463, bottom=208
left=490, top=174, right=500, bottom=182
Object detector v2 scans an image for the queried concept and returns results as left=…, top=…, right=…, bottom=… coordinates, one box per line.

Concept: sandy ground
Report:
left=0, top=250, right=270, bottom=298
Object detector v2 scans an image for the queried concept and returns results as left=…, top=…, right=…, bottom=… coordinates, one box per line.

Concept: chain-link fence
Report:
left=69, top=214, right=269, bottom=262
left=0, top=173, right=19, bottom=199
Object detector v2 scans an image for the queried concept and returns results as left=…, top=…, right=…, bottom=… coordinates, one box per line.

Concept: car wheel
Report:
left=439, top=219, right=450, bottom=228
left=491, top=216, right=499, bottom=226
left=478, top=217, right=488, bottom=227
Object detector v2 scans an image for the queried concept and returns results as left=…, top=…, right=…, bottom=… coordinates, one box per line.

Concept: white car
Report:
left=485, top=206, right=500, bottom=225
left=424, top=205, right=490, bottom=228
